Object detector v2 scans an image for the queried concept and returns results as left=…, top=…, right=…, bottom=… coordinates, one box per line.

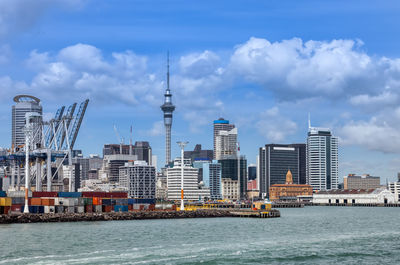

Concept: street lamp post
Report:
left=177, top=141, right=188, bottom=211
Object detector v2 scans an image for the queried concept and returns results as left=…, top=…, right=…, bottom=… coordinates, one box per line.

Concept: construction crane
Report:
left=113, top=125, right=124, bottom=154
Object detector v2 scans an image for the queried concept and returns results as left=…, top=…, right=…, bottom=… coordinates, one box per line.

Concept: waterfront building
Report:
left=184, top=144, right=213, bottom=163
left=156, top=174, right=168, bottom=200
left=12, top=95, right=43, bottom=152
left=259, top=144, right=306, bottom=198
left=247, top=179, right=259, bottom=200
left=343, top=174, right=381, bottom=190
left=167, top=158, right=210, bottom=201
left=160, top=56, right=176, bottom=165
left=215, top=128, right=237, bottom=160
left=388, top=182, right=400, bottom=202
left=269, top=170, right=313, bottom=201
left=307, top=125, right=338, bottom=191
left=213, top=118, right=236, bottom=160
left=102, top=154, right=137, bottom=183
left=219, top=157, right=247, bottom=200
left=119, top=161, right=156, bottom=199
left=313, top=188, right=396, bottom=204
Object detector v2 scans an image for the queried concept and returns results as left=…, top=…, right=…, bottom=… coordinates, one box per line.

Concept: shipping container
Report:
left=76, top=206, right=84, bottom=213
left=41, top=198, right=55, bottom=206
left=11, top=197, right=24, bottom=205
left=102, top=199, right=112, bottom=206
left=66, top=206, right=75, bottom=213
left=128, top=204, right=133, bottom=211
left=11, top=204, right=23, bottom=212
left=32, top=191, right=58, bottom=197
left=7, top=190, right=32, bottom=197
left=44, top=206, right=55, bottom=214
left=83, top=198, right=93, bottom=205
left=3, top=206, right=11, bottom=214
left=93, top=197, right=102, bottom=205
left=38, top=206, right=44, bottom=214
left=30, top=198, right=42, bottom=206
left=105, top=192, right=128, bottom=198
left=0, top=197, right=12, bottom=206
left=114, top=205, right=128, bottom=212
left=94, top=205, right=102, bottom=213
left=55, top=205, right=64, bottom=213
left=77, top=198, right=85, bottom=206
left=21, top=205, right=36, bottom=213
left=58, top=192, right=82, bottom=198
left=148, top=204, right=155, bottom=211
left=82, top=191, right=107, bottom=198
left=85, top=205, right=93, bottom=213
left=116, top=199, right=128, bottom=205
left=0, top=191, right=6, bottom=197
left=129, top=198, right=156, bottom=204
left=102, top=205, right=112, bottom=212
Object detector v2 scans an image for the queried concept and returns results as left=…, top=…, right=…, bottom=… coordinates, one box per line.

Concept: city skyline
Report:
left=1, top=1, right=400, bottom=181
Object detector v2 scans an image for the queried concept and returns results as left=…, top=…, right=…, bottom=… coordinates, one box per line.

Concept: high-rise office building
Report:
left=167, top=158, right=210, bottom=201
left=259, top=144, right=306, bottom=198
left=219, top=157, right=247, bottom=200
left=248, top=164, right=257, bottom=180
left=12, top=95, right=42, bottom=152
left=160, top=55, right=175, bottom=165
left=103, top=142, right=152, bottom=165
left=307, top=126, right=338, bottom=191
left=103, top=154, right=137, bottom=183
left=184, top=144, right=213, bottom=163
left=203, top=161, right=222, bottom=200
left=119, top=161, right=156, bottom=199
left=213, top=118, right=235, bottom=159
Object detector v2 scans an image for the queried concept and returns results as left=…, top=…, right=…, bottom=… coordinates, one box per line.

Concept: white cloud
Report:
left=148, top=121, right=164, bottom=136
left=0, top=44, right=11, bottom=64
left=256, top=107, right=297, bottom=142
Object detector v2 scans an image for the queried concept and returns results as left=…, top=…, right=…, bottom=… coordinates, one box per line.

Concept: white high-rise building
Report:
left=215, top=127, right=237, bottom=160
left=167, top=158, right=210, bottom=201
left=307, top=126, right=338, bottom=191
left=119, top=161, right=156, bottom=199
left=213, top=118, right=235, bottom=159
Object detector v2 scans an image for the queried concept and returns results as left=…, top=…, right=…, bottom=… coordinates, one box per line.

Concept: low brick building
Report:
left=269, top=170, right=313, bottom=201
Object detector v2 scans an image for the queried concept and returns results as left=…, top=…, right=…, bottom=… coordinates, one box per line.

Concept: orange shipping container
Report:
left=31, top=198, right=42, bottom=206
left=128, top=205, right=133, bottom=211
left=93, top=197, right=102, bottom=205
left=41, top=198, right=55, bottom=206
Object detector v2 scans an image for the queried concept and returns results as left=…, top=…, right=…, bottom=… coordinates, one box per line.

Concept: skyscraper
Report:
left=258, top=144, right=306, bottom=198
left=213, top=118, right=235, bottom=159
left=12, top=95, right=42, bottom=152
left=307, top=125, right=338, bottom=191
left=161, top=55, right=176, bottom=166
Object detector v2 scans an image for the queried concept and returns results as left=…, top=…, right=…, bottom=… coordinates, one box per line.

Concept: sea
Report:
left=0, top=207, right=399, bottom=264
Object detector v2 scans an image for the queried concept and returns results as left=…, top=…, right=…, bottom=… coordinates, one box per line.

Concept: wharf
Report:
left=0, top=209, right=280, bottom=224
left=272, top=202, right=304, bottom=208
left=229, top=210, right=280, bottom=218
left=311, top=203, right=400, bottom=207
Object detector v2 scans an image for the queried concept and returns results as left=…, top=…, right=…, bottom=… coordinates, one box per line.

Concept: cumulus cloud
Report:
left=256, top=107, right=297, bottom=142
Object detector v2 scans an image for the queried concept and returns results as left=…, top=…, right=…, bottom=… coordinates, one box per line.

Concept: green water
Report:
left=0, top=207, right=399, bottom=264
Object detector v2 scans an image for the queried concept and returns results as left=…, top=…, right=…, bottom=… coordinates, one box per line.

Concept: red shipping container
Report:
left=3, top=206, right=10, bottom=214
left=93, top=197, right=102, bottom=205
left=128, top=205, right=133, bottom=211
left=105, top=192, right=128, bottom=198
left=85, top=205, right=93, bottom=213
left=41, top=198, right=55, bottom=206
left=11, top=204, right=22, bottom=212
left=139, top=205, right=145, bottom=211
left=102, top=205, right=112, bottom=212
left=148, top=204, right=155, bottom=211
left=32, top=191, right=58, bottom=197
left=82, top=192, right=107, bottom=198
left=31, top=198, right=42, bottom=206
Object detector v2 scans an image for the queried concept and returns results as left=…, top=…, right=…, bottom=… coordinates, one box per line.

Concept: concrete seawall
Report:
left=0, top=209, right=280, bottom=224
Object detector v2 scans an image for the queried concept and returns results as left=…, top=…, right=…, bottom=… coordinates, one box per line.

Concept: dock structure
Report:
left=311, top=203, right=400, bottom=207
left=272, top=202, right=304, bottom=208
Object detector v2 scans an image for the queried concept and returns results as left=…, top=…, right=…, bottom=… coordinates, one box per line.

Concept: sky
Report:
left=1, top=0, right=400, bottom=182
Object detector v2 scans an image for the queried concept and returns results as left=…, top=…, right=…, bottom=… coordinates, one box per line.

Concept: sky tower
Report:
left=161, top=54, right=175, bottom=165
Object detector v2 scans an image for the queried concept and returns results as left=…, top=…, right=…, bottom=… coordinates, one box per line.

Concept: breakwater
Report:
left=0, top=209, right=280, bottom=224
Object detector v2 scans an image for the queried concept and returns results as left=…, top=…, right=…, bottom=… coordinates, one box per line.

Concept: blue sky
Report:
left=1, top=0, right=400, bottom=182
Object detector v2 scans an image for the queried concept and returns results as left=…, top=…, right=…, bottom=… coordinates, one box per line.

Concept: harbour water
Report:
left=0, top=207, right=399, bottom=264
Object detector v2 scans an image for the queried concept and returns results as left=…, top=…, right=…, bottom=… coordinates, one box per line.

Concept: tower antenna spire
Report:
left=167, top=51, right=170, bottom=91
left=308, top=112, right=311, bottom=129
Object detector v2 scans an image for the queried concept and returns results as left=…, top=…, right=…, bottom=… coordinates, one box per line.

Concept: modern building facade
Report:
left=307, top=126, right=338, bottom=191
left=313, top=188, right=396, bottom=204
left=343, top=174, right=381, bottom=190
left=215, top=128, right=237, bottom=160
left=160, top=56, right=175, bottom=165
left=213, top=118, right=235, bottom=160
left=102, top=154, right=137, bottom=183
left=248, top=164, right=257, bottom=180
left=203, top=161, right=222, bottom=200
left=103, top=142, right=152, bottom=165
left=119, top=161, right=156, bottom=199
left=259, top=144, right=306, bottom=198
left=219, top=157, right=247, bottom=200
left=184, top=144, right=213, bottom=163
left=12, top=95, right=43, bottom=152
left=167, top=158, right=210, bottom=201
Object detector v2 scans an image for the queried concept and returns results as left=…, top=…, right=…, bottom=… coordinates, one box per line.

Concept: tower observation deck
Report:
left=160, top=54, right=175, bottom=165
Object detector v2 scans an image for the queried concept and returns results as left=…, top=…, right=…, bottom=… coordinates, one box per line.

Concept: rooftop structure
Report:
left=343, top=174, right=381, bottom=190
left=160, top=54, right=175, bottom=165
left=313, top=188, right=396, bottom=204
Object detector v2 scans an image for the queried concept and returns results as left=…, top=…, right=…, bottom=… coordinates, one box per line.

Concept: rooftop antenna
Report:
left=167, top=51, right=170, bottom=92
